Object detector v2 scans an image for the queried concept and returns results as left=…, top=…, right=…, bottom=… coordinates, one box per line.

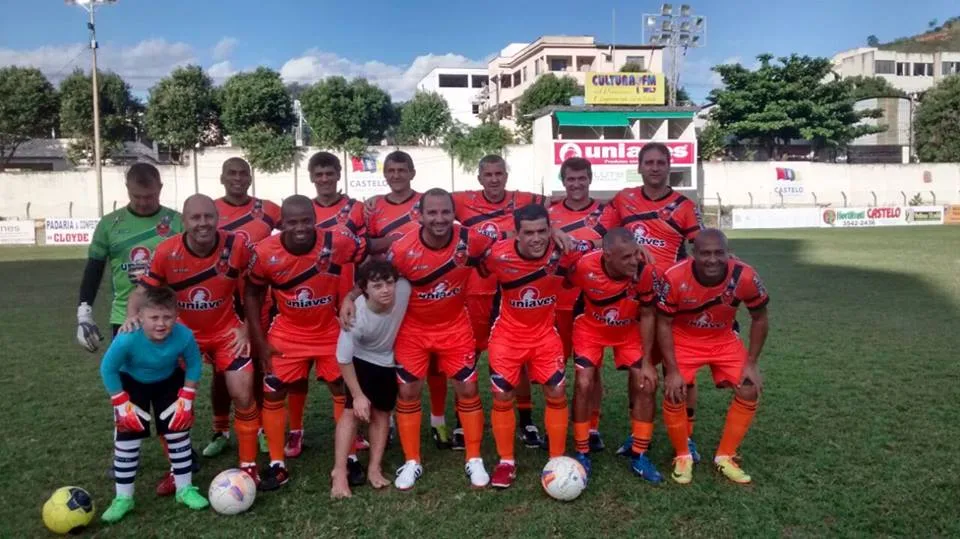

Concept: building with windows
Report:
left=479, top=36, right=664, bottom=130
left=415, top=67, right=489, bottom=127
left=832, top=47, right=960, bottom=95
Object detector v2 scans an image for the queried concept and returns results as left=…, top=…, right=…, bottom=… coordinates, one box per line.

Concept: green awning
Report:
left=555, top=110, right=694, bottom=126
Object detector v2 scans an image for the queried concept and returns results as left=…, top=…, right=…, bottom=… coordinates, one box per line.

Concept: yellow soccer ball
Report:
left=42, top=487, right=95, bottom=535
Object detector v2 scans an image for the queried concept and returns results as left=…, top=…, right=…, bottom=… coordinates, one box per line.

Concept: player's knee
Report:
left=575, top=370, right=595, bottom=395
left=735, top=384, right=759, bottom=402
left=398, top=381, right=422, bottom=401
left=232, top=393, right=254, bottom=410
left=453, top=381, right=479, bottom=399
left=492, top=389, right=515, bottom=402
left=544, top=384, right=566, bottom=400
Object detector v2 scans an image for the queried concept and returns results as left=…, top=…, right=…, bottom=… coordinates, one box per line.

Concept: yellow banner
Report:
left=946, top=205, right=960, bottom=225
left=584, top=72, right=665, bottom=105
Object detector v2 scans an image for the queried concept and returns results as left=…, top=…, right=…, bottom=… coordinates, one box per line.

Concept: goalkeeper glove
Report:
left=111, top=391, right=151, bottom=433
left=159, top=387, right=196, bottom=431
left=77, top=302, right=104, bottom=353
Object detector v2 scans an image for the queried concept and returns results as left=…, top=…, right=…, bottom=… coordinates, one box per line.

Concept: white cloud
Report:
left=280, top=50, right=486, bottom=100
left=212, top=37, right=238, bottom=61
left=207, top=61, right=236, bottom=82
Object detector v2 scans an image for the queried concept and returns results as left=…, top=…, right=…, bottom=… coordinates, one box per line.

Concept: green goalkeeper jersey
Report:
left=88, top=206, right=183, bottom=325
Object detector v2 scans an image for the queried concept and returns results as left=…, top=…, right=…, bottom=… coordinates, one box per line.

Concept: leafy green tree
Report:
left=0, top=67, right=59, bottom=170
left=914, top=75, right=960, bottom=162
left=299, top=77, right=394, bottom=156
left=619, top=62, right=644, bottom=72
left=145, top=65, right=222, bottom=162
left=220, top=68, right=296, bottom=172
left=59, top=69, right=141, bottom=165
left=708, top=54, right=883, bottom=159
left=697, top=122, right=726, bottom=160
left=515, top=74, right=583, bottom=142
left=846, top=75, right=906, bottom=100
left=396, top=91, right=452, bottom=145
left=867, top=35, right=880, bottom=47
left=443, top=121, right=515, bottom=171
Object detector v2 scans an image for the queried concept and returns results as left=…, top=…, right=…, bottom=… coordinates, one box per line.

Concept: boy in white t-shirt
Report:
left=331, top=260, right=411, bottom=498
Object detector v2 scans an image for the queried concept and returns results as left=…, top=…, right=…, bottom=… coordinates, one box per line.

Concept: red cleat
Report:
left=155, top=471, right=176, bottom=497
left=284, top=430, right=303, bottom=458
left=353, top=433, right=370, bottom=452
left=240, top=463, right=260, bottom=487
left=490, top=462, right=517, bottom=489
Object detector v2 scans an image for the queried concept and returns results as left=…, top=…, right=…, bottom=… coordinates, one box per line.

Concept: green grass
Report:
left=2, top=227, right=960, bottom=538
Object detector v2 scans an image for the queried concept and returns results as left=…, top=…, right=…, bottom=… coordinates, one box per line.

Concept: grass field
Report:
left=2, top=227, right=959, bottom=538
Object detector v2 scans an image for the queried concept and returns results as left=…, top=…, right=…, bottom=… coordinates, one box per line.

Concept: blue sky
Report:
left=1, top=0, right=955, bottom=102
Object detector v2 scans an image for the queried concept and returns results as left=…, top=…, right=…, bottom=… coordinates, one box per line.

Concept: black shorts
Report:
left=115, top=369, right=186, bottom=441
left=345, top=358, right=398, bottom=413
left=112, top=324, right=121, bottom=337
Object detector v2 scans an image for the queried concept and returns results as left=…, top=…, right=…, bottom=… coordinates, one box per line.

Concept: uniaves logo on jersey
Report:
left=178, top=287, right=224, bottom=311
left=632, top=225, right=666, bottom=248
left=593, top=307, right=631, bottom=327
left=510, top=287, right=556, bottom=308
left=122, top=246, right=152, bottom=281
left=478, top=223, right=499, bottom=239
left=156, top=215, right=173, bottom=237
left=418, top=281, right=462, bottom=301
left=286, top=287, right=334, bottom=308
left=689, top=312, right=725, bottom=329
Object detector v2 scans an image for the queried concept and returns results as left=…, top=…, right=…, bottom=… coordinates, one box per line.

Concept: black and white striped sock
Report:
left=165, top=432, right=193, bottom=491
left=114, top=439, right=142, bottom=497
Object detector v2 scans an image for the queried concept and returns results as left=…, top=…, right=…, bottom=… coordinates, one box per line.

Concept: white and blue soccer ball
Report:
left=208, top=469, right=257, bottom=515
left=541, top=456, right=587, bottom=501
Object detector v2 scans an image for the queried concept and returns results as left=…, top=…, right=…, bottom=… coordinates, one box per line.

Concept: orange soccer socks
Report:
left=261, top=398, right=287, bottom=464
left=395, top=398, right=422, bottom=463
left=630, top=420, right=654, bottom=456
left=287, top=390, right=307, bottom=432
left=716, top=396, right=758, bottom=458
left=456, top=395, right=484, bottom=460
left=427, top=373, right=448, bottom=424
left=662, top=399, right=691, bottom=458
left=544, top=396, right=568, bottom=458
left=491, top=398, right=516, bottom=462
left=233, top=403, right=261, bottom=465
left=573, top=421, right=591, bottom=454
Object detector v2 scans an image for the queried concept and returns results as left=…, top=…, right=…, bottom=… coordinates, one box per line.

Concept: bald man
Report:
left=123, top=194, right=263, bottom=486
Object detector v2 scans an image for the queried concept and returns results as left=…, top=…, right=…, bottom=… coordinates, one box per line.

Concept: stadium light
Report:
left=642, top=3, right=707, bottom=106
left=65, top=0, right=118, bottom=218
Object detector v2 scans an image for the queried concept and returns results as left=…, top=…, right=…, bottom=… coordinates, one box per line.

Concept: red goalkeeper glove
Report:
left=111, top=392, right=151, bottom=433
left=159, top=387, right=196, bottom=431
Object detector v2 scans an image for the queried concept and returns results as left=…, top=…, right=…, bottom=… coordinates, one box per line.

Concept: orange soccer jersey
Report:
left=313, top=194, right=366, bottom=300
left=215, top=197, right=281, bottom=246
left=658, top=258, right=769, bottom=385
left=596, top=187, right=703, bottom=272
left=388, top=225, right=494, bottom=381
left=566, top=250, right=657, bottom=369
left=366, top=192, right=422, bottom=239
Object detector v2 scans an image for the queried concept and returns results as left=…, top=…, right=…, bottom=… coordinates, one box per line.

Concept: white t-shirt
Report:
left=335, top=279, right=411, bottom=368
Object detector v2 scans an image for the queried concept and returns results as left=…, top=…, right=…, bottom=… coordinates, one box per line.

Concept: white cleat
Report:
left=465, top=457, right=490, bottom=488
left=394, top=460, right=423, bottom=491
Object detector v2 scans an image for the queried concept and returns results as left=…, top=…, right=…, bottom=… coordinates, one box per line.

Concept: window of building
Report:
left=549, top=57, right=569, bottom=71
left=874, top=60, right=895, bottom=75
left=500, top=74, right=511, bottom=88
left=534, top=59, right=542, bottom=75
left=625, top=56, right=646, bottom=71
left=523, top=66, right=528, bottom=82
left=942, top=61, right=960, bottom=75
left=513, top=71, right=521, bottom=86
left=896, top=62, right=910, bottom=76
left=913, top=63, right=933, bottom=76
left=471, top=75, right=489, bottom=88
left=471, top=103, right=480, bottom=114
left=438, top=74, right=469, bottom=88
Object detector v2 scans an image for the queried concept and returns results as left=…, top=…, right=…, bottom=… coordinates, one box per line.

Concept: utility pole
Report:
left=643, top=4, right=707, bottom=106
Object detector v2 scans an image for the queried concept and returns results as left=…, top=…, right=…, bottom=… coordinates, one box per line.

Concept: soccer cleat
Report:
left=715, top=456, right=751, bottom=484
left=394, top=460, right=423, bottom=491
left=688, top=438, right=702, bottom=464
left=347, top=456, right=366, bottom=487
left=259, top=463, right=290, bottom=491
left=490, top=461, right=517, bottom=489
left=202, top=432, right=229, bottom=458
left=672, top=455, right=694, bottom=485
left=589, top=431, right=606, bottom=452
left=258, top=431, right=269, bottom=454
left=573, top=452, right=592, bottom=482
left=175, top=485, right=210, bottom=510
left=520, top=425, right=544, bottom=448
left=451, top=428, right=466, bottom=451
left=284, top=430, right=304, bottom=458
left=156, top=472, right=176, bottom=497
left=354, top=433, right=370, bottom=452
left=101, top=495, right=135, bottom=523
left=432, top=425, right=452, bottom=450
left=630, top=454, right=664, bottom=484
left=465, top=457, right=490, bottom=488
left=615, top=435, right=634, bottom=458
left=240, top=463, right=260, bottom=487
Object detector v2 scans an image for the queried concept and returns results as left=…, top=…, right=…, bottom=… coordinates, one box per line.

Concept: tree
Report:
left=515, top=74, right=583, bottom=142
left=0, top=67, right=59, bottom=170
left=59, top=69, right=141, bottom=165
left=708, top=54, right=883, bottom=160
left=620, top=62, right=645, bottom=72
left=299, top=77, right=394, bottom=156
left=914, top=75, right=960, bottom=162
left=867, top=35, right=880, bottom=47
left=846, top=75, right=907, bottom=100
left=697, top=122, right=726, bottom=160
left=664, top=79, right=694, bottom=106
left=220, top=68, right=296, bottom=173
left=442, top=121, right=514, bottom=171
left=395, top=91, right=452, bottom=145
left=145, top=65, right=222, bottom=162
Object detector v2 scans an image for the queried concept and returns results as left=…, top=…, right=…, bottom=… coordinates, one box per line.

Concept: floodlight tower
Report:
left=642, top=4, right=706, bottom=106
left=65, top=0, right=118, bottom=217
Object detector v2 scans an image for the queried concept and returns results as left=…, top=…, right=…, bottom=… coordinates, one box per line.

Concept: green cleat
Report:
left=101, top=495, right=135, bottom=524
left=715, top=456, right=751, bottom=484
left=202, top=432, right=229, bottom=458
left=175, top=485, right=210, bottom=510
left=259, top=431, right=269, bottom=454
left=432, top=425, right=452, bottom=450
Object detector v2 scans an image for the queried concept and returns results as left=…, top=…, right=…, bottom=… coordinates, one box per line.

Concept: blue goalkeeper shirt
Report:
left=100, top=323, right=202, bottom=395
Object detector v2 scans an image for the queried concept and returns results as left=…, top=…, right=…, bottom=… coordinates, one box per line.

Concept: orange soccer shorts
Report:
left=555, top=309, right=575, bottom=361
left=267, top=333, right=341, bottom=384
left=571, top=321, right=644, bottom=371
left=395, top=322, right=477, bottom=384
left=487, top=330, right=565, bottom=393
left=196, top=328, right=253, bottom=373
left=466, top=294, right=494, bottom=352
left=674, top=338, right=747, bottom=387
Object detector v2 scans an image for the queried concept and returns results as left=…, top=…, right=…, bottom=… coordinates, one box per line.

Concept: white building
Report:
left=480, top=36, right=664, bottom=130
left=415, top=67, right=488, bottom=127
left=832, top=47, right=960, bottom=94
